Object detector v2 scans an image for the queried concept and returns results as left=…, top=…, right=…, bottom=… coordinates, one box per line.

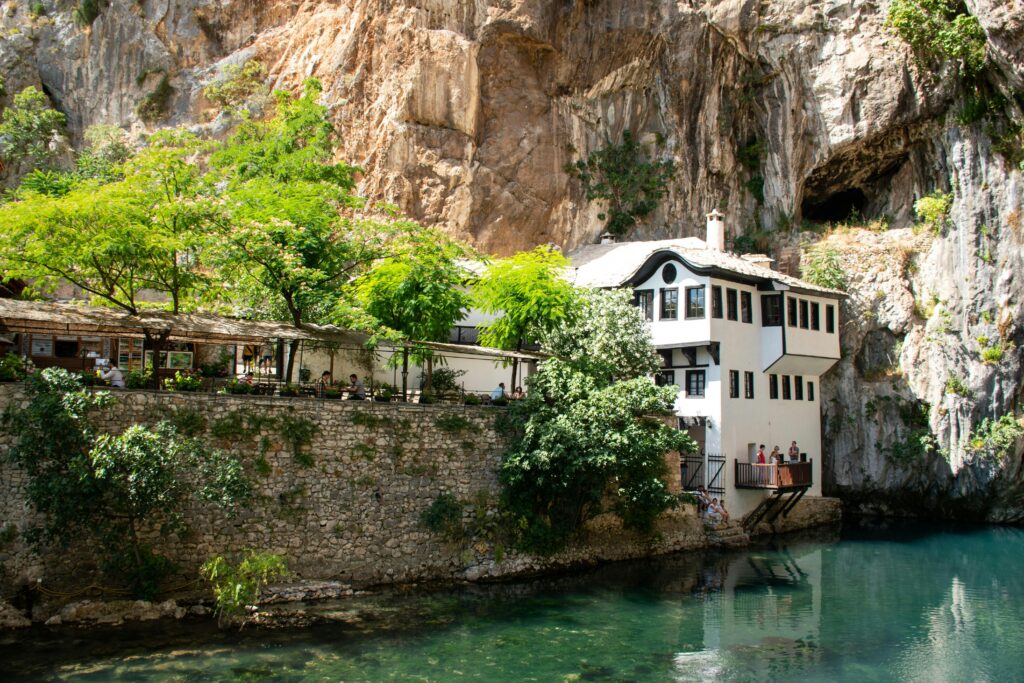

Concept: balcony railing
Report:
left=734, top=460, right=812, bottom=490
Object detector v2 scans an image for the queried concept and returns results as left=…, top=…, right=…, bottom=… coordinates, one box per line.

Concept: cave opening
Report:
left=801, top=188, right=868, bottom=223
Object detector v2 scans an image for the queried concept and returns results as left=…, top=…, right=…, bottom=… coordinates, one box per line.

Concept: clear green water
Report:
left=3, top=522, right=1024, bottom=682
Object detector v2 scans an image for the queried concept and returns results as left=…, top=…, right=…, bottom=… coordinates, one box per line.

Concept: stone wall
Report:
left=0, top=386, right=509, bottom=591
left=0, top=385, right=839, bottom=599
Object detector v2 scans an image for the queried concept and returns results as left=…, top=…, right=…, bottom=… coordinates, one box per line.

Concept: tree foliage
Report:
left=500, top=290, right=695, bottom=553
left=564, top=130, right=675, bottom=236
left=2, top=369, right=251, bottom=597
left=0, top=86, right=68, bottom=172
left=886, top=0, right=987, bottom=77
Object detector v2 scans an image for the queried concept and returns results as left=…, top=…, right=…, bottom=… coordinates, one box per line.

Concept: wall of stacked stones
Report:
left=0, top=385, right=509, bottom=591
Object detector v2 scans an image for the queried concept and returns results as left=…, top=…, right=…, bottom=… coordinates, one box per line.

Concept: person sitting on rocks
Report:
left=706, top=497, right=723, bottom=524
left=714, top=498, right=730, bottom=524
left=695, top=486, right=711, bottom=516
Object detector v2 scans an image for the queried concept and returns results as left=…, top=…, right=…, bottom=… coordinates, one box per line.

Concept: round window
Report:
left=662, top=263, right=678, bottom=284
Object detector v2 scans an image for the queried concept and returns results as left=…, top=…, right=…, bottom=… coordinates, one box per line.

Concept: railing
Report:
left=734, top=460, right=812, bottom=489
left=680, top=452, right=725, bottom=496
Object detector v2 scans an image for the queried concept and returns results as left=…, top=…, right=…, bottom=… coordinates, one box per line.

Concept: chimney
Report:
left=599, top=231, right=616, bottom=245
left=705, top=209, right=725, bottom=251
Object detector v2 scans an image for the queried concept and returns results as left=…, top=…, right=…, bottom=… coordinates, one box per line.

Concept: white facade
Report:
left=568, top=223, right=843, bottom=520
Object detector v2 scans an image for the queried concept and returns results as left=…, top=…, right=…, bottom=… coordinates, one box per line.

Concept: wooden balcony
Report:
left=734, top=460, right=812, bottom=490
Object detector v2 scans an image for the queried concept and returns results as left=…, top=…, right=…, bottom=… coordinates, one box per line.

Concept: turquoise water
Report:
left=3, top=522, right=1024, bottom=682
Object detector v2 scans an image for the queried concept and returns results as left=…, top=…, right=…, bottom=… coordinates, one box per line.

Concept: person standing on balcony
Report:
left=788, top=440, right=800, bottom=463
left=756, top=444, right=766, bottom=464
left=770, top=446, right=782, bottom=464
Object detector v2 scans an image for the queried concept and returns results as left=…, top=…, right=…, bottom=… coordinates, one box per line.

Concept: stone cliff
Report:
left=0, top=0, right=1021, bottom=519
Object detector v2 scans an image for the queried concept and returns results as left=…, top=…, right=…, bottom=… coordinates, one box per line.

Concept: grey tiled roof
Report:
left=566, top=238, right=845, bottom=296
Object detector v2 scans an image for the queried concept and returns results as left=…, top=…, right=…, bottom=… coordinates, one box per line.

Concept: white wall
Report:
left=636, top=259, right=712, bottom=347
left=783, top=293, right=841, bottom=359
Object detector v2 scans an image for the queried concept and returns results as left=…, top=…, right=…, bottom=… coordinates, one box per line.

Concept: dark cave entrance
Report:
left=801, top=188, right=868, bottom=223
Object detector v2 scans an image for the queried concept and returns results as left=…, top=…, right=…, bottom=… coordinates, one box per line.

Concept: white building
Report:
left=567, top=211, right=844, bottom=521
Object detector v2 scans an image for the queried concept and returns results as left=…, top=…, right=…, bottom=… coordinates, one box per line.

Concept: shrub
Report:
left=167, top=371, right=202, bottom=392
left=136, top=73, right=175, bottom=123
left=374, top=383, right=397, bottom=401
left=74, top=0, right=103, bottom=27
left=201, top=551, right=288, bottom=627
left=124, top=366, right=153, bottom=389
left=463, top=393, right=482, bottom=406
left=800, top=245, right=847, bottom=290
left=278, top=384, right=299, bottom=397
left=324, top=387, right=342, bottom=399
left=202, top=60, right=268, bottom=112
left=913, top=191, right=953, bottom=234
left=423, top=367, right=465, bottom=394
left=0, top=353, right=27, bottom=382
left=30, top=3, right=45, bottom=18
left=420, top=493, right=464, bottom=539
left=945, top=375, right=971, bottom=396
left=968, top=414, right=1024, bottom=461
left=563, top=130, right=675, bottom=236
left=980, top=342, right=1007, bottom=364
left=436, top=414, right=472, bottom=433
left=0, top=86, right=68, bottom=170
left=223, top=378, right=254, bottom=395
left=418, top=392, right=437, bottom=405
left=885, top=0, right=987, bottom=77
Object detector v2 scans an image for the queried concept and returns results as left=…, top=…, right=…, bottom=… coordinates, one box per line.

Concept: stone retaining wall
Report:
left=0, top=385, right=841, bottom=600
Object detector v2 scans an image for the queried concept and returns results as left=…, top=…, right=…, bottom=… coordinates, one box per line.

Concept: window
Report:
left=656, top=370, right=676, bottom=387
left=788, top=297, right=798, bottom=327
left=799, top=299, right=809, bottom=329
left=30, top=335, right=53, bottom=356
left=685, top=370, right=706, bottom=397
left=633, top=290, right=654, bottom=321
left=685, top=286, right=706, bottom=319
left=769, top=374, right=779, bottom=399
left=826, top=305, right=836, bottom=333
left=811, top=302, right=821, bottom=330
left=795, top=375, right=804, bottom=400
left=761, top=295, right=783, bottom=326
left=726, top=288, right=738, bottom=321
left=54, top=337, right=79, bottom=358
left=808, top=381, right=815, bottom=401
left=740, top=291, right=752, bottom=323
left=711, top=285, right=723, bottom=319
left=662, top=263, right=678, bottom=284
left=729, top=370, right=739, bottom=398
left=744, top=371, right=755, bottom=399
left=782, top=375, right=792, bottom=400
left=660, top=288, right=678, bottom=320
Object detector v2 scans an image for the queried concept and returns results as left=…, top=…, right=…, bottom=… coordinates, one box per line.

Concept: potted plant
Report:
left=418, top=391, right=436, bottom=405
left=374, top=383, right=396, bottom=402
left=463, top=393, right=482, bottom=406
left=125, top=367, right=153, bottom=389
left=223, top=378, right=254, bottom=395
left=168, top=370, right=202, bottom=392
left=278, top=384, right=300, bottom=397
left=299, top=367, right=312, bottom=382
left=78, top=370, right=99, bottom=387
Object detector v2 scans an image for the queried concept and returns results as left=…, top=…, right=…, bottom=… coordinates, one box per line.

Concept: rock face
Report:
left=0, top=1, right=1022, bottom=518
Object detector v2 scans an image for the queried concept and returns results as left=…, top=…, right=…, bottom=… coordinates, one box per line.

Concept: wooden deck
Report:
left=734, top=461, right=812, bottom=490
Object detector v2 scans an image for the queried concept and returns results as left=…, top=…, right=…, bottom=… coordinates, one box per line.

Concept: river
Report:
left=2, top=521, right=1023, bottom=682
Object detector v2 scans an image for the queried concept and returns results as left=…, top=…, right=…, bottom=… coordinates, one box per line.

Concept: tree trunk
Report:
left=142, top=329, right=171, bottom=390
left=510, top=357, right=519, bottom=390
left=285, top=338, right=301, bottom=383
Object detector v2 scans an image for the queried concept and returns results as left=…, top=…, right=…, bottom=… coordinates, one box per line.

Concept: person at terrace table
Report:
left=490, top=382, right=506, bottom=401
left=346, top=374, right=366, bottom=400
left=510, top=386, right=525, bottom=400
left=241, top=372, right=255, bottom=385
left=100, top=364, right=125, bottom=388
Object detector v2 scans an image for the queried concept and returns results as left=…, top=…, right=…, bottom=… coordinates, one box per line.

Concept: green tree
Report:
left=201, top=551, right=288, bottom=627
left=353, top=227, right=475, bottom=396
left=2, top=369, right=251, bottom=597
left=564, top=130, right=675, bottom=236
left=500, top=290, right=694, bottom=552
left=0, top=130, right=223, bottom=383
left=0, top=86, right=68, bottom=173
left=471, top=246, right=577, bottom=387
left=209, top=79, right=386, bottom=381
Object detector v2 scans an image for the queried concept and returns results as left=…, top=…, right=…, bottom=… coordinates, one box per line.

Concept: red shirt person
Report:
left=756, top=444, right=767, bottom=464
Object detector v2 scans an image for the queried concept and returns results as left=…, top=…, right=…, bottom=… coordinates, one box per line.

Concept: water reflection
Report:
left=3, top=524, right=1024, bottom=682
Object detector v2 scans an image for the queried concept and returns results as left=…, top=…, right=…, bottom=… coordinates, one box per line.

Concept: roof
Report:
left=566, top=238, right=846, bottom=298
left=0, top=298, right=541, bottom=360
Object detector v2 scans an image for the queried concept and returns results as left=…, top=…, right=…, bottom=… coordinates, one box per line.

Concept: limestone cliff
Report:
left=0, top=0, right=1021, bottom=519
